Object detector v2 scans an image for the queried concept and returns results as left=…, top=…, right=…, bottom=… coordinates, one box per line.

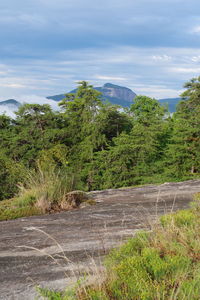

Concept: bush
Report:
left=0, top=152, right=26, bottom=200
left=48, top=197, right=200, bottom=300
left=0, top=164, right=85, bottom=220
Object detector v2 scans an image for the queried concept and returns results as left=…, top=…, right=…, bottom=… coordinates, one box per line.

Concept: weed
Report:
left=0, top=164, right=89, bottom=221
left=44, top=195, right=200, bottom=300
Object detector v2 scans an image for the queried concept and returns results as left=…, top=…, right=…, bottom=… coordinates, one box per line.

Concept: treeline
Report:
left=1, top=78, right=200, bottom=201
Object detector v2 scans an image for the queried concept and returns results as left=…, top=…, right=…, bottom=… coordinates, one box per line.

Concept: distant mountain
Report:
left=0, top=85, right=183, bottom=117
left=47, top=83, right=183, bottom=112
left=46, top=94, right=64, bottom=101
left=47, top=83, right=137, bottom=107
left=0, top=99, right=21, bottom=107
left=0, top=99, right=21, bottom=117
left=96, top=83, right=137, bottom=106
left=158, top=98, right=181, bottom=113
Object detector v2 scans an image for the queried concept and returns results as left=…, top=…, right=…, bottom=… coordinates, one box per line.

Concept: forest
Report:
left=0, top=77, right=200, bottom=204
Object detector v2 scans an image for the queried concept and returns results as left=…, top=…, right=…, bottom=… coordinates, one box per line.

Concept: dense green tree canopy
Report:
left=167, top=77, right=200, bottom=176
left=1, top=78, right=200, bottom=200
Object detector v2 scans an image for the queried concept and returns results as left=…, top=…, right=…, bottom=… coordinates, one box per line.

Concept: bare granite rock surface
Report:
left=0, top=180, right=200, bottom=300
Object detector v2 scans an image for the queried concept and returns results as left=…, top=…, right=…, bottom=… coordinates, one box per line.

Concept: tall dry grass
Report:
left=36, top=194, right=200, bottom=300
left=0, top=164, right=81, bottom=220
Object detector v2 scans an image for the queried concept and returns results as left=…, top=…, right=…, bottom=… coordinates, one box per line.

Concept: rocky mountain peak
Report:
left=100, top=83, right=136, bottom=103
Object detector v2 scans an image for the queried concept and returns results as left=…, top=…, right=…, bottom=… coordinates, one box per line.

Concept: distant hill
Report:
left=47, top=83, right=137, bottom=107
left=0, top=99, right=21, bottom=117
left=0, top=99, right=21, bottom=107
left=0, top=85, right=183, bottom=117
left=158, top=98, right=181, bottom=112
left=47, top=83, right=183, bottom=112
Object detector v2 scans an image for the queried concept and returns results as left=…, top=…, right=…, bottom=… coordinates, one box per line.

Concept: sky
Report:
left=1, top=0, right=200, bottom=104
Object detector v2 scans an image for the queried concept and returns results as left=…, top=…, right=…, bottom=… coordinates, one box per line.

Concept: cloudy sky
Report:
left=1, top=0, right=200, bottom=102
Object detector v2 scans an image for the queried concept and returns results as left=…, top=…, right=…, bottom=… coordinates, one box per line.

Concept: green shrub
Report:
left=76, top=197, right=200, bottom=300
left=0, top=164, right=83, bottom=220
left=37, top=197, right=200, bottom=300
left=0, top=151, right=26, bottom=200
left=160, top=209, right=196, bottom=228
left=0, top=199, right=41, bottom=221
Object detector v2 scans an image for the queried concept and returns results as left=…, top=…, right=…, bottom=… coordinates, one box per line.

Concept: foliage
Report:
left=0, top=164, right=82, bottom=220
left=90, top=96, right=169, bottom=189
left=1, top=79, right=200, bottom=296
left=37, top=197, right=200, bottom=299
left=0, top=151, right=26, bottom=200
left=1, top=78, right=200, bottom=212
left=166, top=77, right=200, bottom=177
left=65, top=197, right=200, bottom=300
left=0, top=197, right=41, bottom=221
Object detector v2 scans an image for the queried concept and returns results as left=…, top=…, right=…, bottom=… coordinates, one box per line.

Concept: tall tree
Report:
left=9, top=104, right=67, bottom=166
left=129, top=96, right=166, bottom=178
left=59, top=82, right=105, bottom=187
left=59, top=81, right=102, bottom=144
left=167, top=77, right=200, bottom=176
left=93, top=96, right=167, bottom=189
left=0, top=150, right=25, bottom=200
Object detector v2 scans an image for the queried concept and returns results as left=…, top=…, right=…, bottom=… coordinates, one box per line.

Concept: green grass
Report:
left=0, top=165, right=86, bottom=221
left=0, top=197, right=42, bottom=220
left=38, top=194, right=200, bottom=300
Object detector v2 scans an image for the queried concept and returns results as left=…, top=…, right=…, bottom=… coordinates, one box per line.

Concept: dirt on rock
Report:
left=0, top=180, right=200, bottom=300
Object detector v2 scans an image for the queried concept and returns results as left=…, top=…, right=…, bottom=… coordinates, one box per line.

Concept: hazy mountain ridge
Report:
left=47, top=83, right=181, bottom=110
left=0, top=99, right=22, bottom=117
left=158, top=97, right=181, bottom=112
left=0, top=99, right=21, bottom=107
left=0, top=83, right=182, bottom=116
left=47, top=82, right=137, bottom=107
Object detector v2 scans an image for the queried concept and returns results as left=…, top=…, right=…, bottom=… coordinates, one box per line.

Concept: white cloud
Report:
left=0, top=95, right=61, bottom=118
left=169, top=67, right=200, bottom=74
left=0, top=11, right=48, bottom=28
left=95, top=75, right=127, bottom=81
left=152, top=55, right=172, bottom=61
left=0, top=105, right=18, bottom=118
left=123, top=15, right=168, bottom=26
left=0, top=64, right=10, bottom=75
left=191, top=56, right=200, bottom=62
left=1, top=46, right=200, bottom=101
left=132, top=85, right=183, bottom=99
left=0, top=83, right=26, bottom=88
left=191, top=26, right=200, bottom=34
left=18, top=95, right=59, bottom=110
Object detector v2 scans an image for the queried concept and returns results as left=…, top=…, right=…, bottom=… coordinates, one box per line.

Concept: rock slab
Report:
left=0, top=180, right=200, bottom=300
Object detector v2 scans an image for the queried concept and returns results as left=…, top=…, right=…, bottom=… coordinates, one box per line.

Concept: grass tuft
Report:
left=0, top=164, right=89, bottom=221
left=38, top=194, right=200, bottom=299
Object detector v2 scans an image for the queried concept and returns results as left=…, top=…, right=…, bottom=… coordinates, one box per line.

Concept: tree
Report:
left=8, top=104, right=68, bottom=166
left=59, top=81, right=102, bottom=144
left=167, top=77, right=200, bottom=177
left=0, top=114, right=14, bottom=152
left=93, top=96, right=167, bottom=189
left=95, top=104, right=132, bottom=147
left=0, top=151, right=26, bottom=200
left=129, top=96, right=167, bottom=179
